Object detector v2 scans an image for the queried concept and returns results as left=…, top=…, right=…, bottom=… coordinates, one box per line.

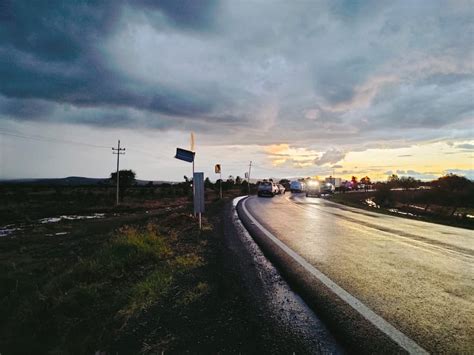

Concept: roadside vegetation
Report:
left=0, top=177, right=266, bottom=354
left=330, top=174, right=474, bottom=229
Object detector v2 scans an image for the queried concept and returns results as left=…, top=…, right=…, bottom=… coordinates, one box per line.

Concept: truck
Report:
left=325, top=177, right=341, bottom=188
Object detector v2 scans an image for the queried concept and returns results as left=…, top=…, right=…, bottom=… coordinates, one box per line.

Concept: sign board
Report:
left=215, top=164, right=221, bottom=174
left=245, top=172, right=249, bottom=179
left=175, top=148, right=195, bottom=163
left=193, top=172, right=205, bottom=214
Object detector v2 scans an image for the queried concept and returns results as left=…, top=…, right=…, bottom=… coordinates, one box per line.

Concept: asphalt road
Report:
left=239, top=194, right=473, bottom=354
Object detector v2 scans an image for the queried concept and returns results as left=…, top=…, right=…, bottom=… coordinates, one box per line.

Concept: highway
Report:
left=238, top=194, right=474, bottom=354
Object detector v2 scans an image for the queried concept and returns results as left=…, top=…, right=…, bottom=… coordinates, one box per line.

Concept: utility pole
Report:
left=112, top=140, right=125, bottom=205
left=247, top=161, right=252, bottom=196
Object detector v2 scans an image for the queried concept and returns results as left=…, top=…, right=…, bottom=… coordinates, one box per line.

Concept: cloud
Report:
left=264, top=144, right=319, bottom=167
left=0, top=0, right=472, bottom=153
left=314, top=149, right=345, bottom=166
left=455, top=143, right=474, bottom=150
left=394, top=169, right=438, bottom=180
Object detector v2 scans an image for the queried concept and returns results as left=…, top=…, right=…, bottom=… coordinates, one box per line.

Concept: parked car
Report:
left=258, top=181, right=278, bottom=197
left=277, top=184, right=286, bottom=194
left=290, top=180, right=305, bottom=193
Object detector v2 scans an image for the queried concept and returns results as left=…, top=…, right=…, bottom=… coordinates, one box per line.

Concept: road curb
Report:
left=228, top=197, right=343, bottom=354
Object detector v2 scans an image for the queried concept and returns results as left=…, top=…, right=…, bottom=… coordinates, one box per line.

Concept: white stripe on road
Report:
left=240, top=197, right=428, bottom=355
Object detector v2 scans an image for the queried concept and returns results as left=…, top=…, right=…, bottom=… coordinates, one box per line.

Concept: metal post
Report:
left=219, top=172, right=222, bottom=199
left=248, top=161, right=252, bottom=196
left=199, top=212, right=202, bottom=230
left=192, top=160, right=196, bottom=216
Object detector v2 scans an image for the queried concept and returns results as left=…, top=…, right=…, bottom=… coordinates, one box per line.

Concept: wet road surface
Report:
left=241, top=194, right=474, bottom=354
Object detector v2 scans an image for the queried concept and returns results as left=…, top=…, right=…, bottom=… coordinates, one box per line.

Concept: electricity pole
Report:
left=247, top=161, right=252, bottom=195
left=112, top=140, right=125, bottom=205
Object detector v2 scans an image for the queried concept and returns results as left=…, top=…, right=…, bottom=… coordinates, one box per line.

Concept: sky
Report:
left=0, top=0, right=473, bottom=182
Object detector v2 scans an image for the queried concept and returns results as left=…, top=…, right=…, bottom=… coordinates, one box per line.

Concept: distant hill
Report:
left=0, top=176, right=176, bottom=186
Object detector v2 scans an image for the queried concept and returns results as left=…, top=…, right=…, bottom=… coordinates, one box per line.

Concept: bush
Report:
left=374, top=183, right=394, bottom=207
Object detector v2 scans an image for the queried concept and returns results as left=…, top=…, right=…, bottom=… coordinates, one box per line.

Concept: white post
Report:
left=192, top=160, right=196, bottom=216
left=219, top=171, right=222, bottom=199
left=248, top=161, right=252, bottom=196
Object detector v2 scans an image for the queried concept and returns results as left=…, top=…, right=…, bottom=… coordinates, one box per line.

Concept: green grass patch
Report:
left=0, top=216, right=209, bottom=354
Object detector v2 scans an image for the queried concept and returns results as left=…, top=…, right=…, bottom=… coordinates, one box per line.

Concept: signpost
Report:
left=175, top=148, right=195, bottom=163
left=193, top=172, right=205, bottom=230
left=175, top=144, right=204, bottom=229
left=215, top=164, right=222, bottom=199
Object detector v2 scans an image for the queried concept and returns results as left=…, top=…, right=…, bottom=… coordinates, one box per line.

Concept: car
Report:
left=306, top=180, right=321, bottom=197
left=321, top=182, right=335, bottom=195
left=306, top=181, right=335, bottom=197
left=258, top=181, right=278, bottom=197
left=290, top=180, right=305, bottom=193
left=277, top=184, right=286, bottom=194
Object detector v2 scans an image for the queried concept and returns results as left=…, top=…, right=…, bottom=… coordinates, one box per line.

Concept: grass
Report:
left=0, top=186, right=267, bottom=354
left=330, top=191, right=474, bottom=229
left=1, top=220, right=185, bottom=353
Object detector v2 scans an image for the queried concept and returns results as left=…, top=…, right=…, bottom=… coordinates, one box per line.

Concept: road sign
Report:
left=245, top=172, right=249, bottom=179
left=215, top=164, right=221, bottom=174
left=175, top=148, right=195, bottom=163
left=193, top=172, right=205, bottom=214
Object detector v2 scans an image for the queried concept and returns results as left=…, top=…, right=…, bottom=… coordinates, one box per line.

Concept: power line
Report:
left=126, top=147, right=172, bottom=160
left=0, top=130, right=111, bottom=149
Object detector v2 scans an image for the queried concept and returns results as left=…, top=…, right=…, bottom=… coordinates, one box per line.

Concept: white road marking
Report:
left=240, top=197, right=429, bottom=355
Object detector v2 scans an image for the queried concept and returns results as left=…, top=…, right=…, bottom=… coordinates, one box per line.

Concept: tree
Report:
left=374, top=182, right=394, bottom=207
left=235, top=176, right=242, bottom=185
left=434, top=174, right=471, bottom=192
left=388, top=174, right=400, bottom=188
left=432, top=174, right=473, bottom=216
left=399, top=176, right=417, bottom=190
left=110, top=170, right=136, bottom=201
left=360, top=176, right=371, bottom=191
left=204, top=177, right=213, bottom=189
left=351, top=176, right=358, bottom=189
left=110, top=169, right=136, bottom=187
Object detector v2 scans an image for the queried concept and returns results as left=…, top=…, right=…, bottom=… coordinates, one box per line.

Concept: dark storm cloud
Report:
left=0, top=0, right=224, bottom=125
left=136, top=0, right=218, bottom=30
left=0, top=0, right=472, bottom=150
left=0, top=97, right=53, bottom=119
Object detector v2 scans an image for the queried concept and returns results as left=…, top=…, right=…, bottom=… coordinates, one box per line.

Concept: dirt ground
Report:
left=0, top=186, right=323, bottom=354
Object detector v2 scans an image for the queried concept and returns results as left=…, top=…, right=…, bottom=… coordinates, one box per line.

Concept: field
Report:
left=330, top=190, right=474, bottom=229
left=0, top=185, right=275, bottom=354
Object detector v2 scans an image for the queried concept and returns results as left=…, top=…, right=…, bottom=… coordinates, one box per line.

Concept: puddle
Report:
left=0, top=225, right=21, bottom=237
left=365, top=198, right=380, bottom=208
left=388, top=208, right=419, bottom=217
left=46, top=232, right=70, bottom=236
left=39, top=213, right=105, bottom=224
